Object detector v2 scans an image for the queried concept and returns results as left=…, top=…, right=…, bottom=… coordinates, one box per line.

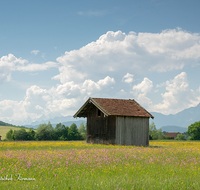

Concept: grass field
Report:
left=0, top=126, right=33, bottom=140
left=0, top=141, right=200, bottom=189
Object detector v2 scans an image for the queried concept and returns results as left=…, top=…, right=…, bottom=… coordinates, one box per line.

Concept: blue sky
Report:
left=1, top=0, right=200, bottom=125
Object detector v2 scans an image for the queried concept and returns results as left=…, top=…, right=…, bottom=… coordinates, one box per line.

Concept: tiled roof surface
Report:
left=92, top=98, right=154, bottom=118
left=165, top=132, right=180, bottom=138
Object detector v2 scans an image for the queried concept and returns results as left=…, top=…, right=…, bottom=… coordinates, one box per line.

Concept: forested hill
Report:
left=0, top=120, right=27, bottom=129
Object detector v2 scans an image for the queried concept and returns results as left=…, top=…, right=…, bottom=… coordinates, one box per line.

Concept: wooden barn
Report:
left=73, top=97, right=154, bottom=146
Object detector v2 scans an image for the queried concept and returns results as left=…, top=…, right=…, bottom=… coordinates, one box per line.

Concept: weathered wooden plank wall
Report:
left=106, top=116, right=116, bottom=144
left=116, top=116, right=149, bottom=146
left=86, top=105, right=116, bottom=144
left=86, top=104, right=149, bottom=146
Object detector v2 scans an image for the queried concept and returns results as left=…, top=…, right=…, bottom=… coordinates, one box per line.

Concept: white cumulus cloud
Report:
left=122, top=73, right=134, bottom=83
left=0, top=75, right=116, bottom=122
left=154, top=72, right=200, bottom=114
left=131, top=77, right=153, bottom=110
left=31, top=50, right=39, bottom=55
left=54, top=29, right=200, bottom=85
left=1, top=29, right=200, bottom=123
left=132, top=77, right=153, bottom=94
left=0, top=54, right=59, bottom=84
left=0, top=54, right=27, bottom=83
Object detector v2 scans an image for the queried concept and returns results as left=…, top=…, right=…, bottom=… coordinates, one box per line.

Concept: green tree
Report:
left=78, top=122, right=87, bottom=140
left=27, top=129, right=36, bottom=140
left=187, top=121, right=200, bottom=140
left=149, top=122, right=166, bottom=140
left=68, top=123, right=81, bottom=140
left=55, top=123, right=63, bottom=138
left=157, top=128, right=165, bottom=140
left=35, top=121, right=55, bottom=140
left=55, top=123, right=68, bottom=140
left=175, top=134, right=185, bottom=140
left=182, top=132, right=189, bottom=140
left=6, top=129, right=14, bottom=140
left=149, top=121, right=158, bottom=140
left=13, top=129, right=28, bottom=140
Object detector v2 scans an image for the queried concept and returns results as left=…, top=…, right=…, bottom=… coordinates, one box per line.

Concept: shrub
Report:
left=6, top=129, right=14, bottom=140
left=13, top=129, right=28, bottom=140
left=175, top=134, right=185, bottom=140
left=164, top=136, right=171, bottom=140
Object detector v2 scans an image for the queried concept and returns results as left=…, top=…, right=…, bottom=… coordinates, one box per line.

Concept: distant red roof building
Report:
left=165, top=132, right=180, bottom=140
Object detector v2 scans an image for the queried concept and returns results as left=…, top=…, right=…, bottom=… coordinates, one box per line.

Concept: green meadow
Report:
left=0, top=141, right=200, bottom=190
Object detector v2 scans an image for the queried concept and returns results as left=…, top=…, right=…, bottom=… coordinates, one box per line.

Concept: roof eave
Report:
left=73, top=97, right=110, bottom=118
left=91, top=98, right=109, bottom=117
left=73, top=98, right=90, bottom=118
left=132, top=99, right=154, bottom=119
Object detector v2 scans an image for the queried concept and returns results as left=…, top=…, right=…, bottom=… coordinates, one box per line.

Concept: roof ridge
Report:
left=74, top=97, right=154, bottom=118
left=92, top=97, right=131, bottom=100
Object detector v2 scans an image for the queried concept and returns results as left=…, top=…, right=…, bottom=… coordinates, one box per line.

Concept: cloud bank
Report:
left=0, top=54, right=59, bottom=84
left=1, top=29, right=200, bottom=124
left=54, top=29, right=200, bottom=84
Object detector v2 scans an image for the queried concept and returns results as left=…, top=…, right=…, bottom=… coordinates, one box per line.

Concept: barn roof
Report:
left=73, top=97, right=154, bottom=119
left=165, top=132, right=180, bottom=138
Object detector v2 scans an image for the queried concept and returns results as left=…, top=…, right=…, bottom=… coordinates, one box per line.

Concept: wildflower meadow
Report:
left=0, top=141, right=200, bottom=189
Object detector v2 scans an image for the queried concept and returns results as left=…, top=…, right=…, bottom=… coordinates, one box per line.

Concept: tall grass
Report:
left=0, top=141, right=200, bottom=189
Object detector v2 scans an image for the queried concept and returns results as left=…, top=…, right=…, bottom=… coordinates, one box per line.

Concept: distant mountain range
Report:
left=1, top=103, right=200, bottom=132
left=150, top=103, right=200, bottom=132
left=160, top=126, right=188, bottom=133
left=25, top=120, right=86, bottom=129
left=25, top=103, right=200, bottom=131
left=9, top=115, right=85, bottom=129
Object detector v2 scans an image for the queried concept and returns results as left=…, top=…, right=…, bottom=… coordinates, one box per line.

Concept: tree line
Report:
left=5, top=120, right=200, bottom=141
left=149, top=122, right=172, bottom=140
left=5, top=122, right=86, bottom=141
left=149, top=120, right=200, bottom=140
